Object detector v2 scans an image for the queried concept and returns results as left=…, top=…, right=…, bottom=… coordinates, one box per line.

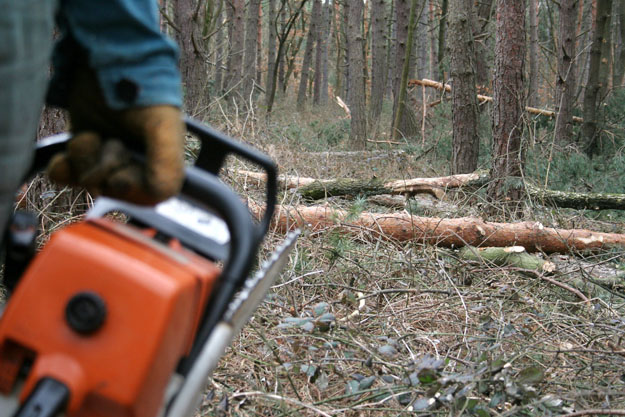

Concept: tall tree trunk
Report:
left=472, top=0, right=494, bottom=92
left=256, top=3, right=263, bottom=84
left=429, top=0, right=438, bottom=79
left=527, top=0, right=539, bottom=106
left=437, top=0, right=449, bottom=80
left=369, top=0, right=388, bottom=124
left=174, top=0, right=208, bottom=113
left=225, top=0, right=245, bottom=96
left=345, top=0, right=368, bottom=148
left=391, top=0, right=420, bottom=139
left=582, top=0, right=612, bottom=156
left=614, top=1, right=625, bottom=87
left=265, top=0, right=277, bottom=107
left=278, top=5, right=287, bottom=91
left=386, top=0, right=396, bottom=95
left=391, top=0, right=419, bottom=141
left=334, top=1, right=345, bottom=98
left=320, top=3, right=331, bottom=105
left=449, top=0, right=479, bottom=174
left=297, top=0, right=321, bottom=110
left=555, top=0, right=578, bottom=144
left=313, top=2, right=330, bottom=105
left=243, top=0, right=262, bottom=101
left=416, top=1, right=429, bottom=78
left=214, top=6, right=226, bottom=94
left=487, top=0, right=526, bottom=205
left=598, top=2, right=613, bottom=99
left=576, top=0, right=594, bottom=102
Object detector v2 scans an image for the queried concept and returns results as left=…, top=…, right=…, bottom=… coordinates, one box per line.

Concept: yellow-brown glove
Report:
left=47, top=68, right=185, bottom=205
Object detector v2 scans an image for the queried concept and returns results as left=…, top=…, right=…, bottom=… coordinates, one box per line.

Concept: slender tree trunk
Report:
left=582, top=0, right=612, bottom=156
left=416, top=2, right=429, bottom=79
left=391, top=0, right=418, bottom=141
left=598, top=2, right=613, bottom=99
left=472, top=0, right=494, bottom=91
left=265, top=0, right=277, bottom=107
left=226, top=0, right=245, bottom=96
left=334, top=1, right=345, bottom=98
left=449, top=0, right=479, bottom=174
left=577, top=0, right=594, bottom=102
left=614, top=1, right=625, bottom=87
left=437, top=0, right=449, bottom=80
left=429, top=0, right=438, bottom=79
left=386, top=0, right=396, bottom=95
left=320, top=3, right=331, bottom=105
left=555, top=0, right=578, bottom=144
left=313, top=2, right=330, bottom=105
left=297, top=0, right=321, bottom=110
left=487, top=0, right=526, bottom=205
left=527, top=0, right=539, bottom=106
left=369, top=0, right=388, bottom=124
left=214, top=6, right=226, bottom=94
left=278, top=5, right=287, bottom=91
left=174, top=0, right=208, bottom=112
left=243, top=0, right=262, bottom=101
left=256, top=3, right=263, bottom=84
left=345, top=0, right=368, bottom=148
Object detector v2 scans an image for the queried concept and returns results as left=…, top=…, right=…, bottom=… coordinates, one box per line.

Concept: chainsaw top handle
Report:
left=29, top=118, right=278, bottom=376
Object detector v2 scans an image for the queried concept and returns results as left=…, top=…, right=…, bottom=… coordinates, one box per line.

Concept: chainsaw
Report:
left=0, top=118, right=298, bottom=417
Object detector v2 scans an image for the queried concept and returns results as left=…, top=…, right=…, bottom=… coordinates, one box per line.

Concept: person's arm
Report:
left=49, top=0, right=182, bottom=109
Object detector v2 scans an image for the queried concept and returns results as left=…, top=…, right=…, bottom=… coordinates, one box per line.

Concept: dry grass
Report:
left=192, top=99, right=625, bottom=416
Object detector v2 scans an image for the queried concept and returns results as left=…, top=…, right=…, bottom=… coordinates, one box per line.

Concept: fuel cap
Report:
left=65, top=291, right=107, bottom=334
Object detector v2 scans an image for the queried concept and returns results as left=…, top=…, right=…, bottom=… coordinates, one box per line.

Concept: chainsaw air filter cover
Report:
left=0, top=218, right=221, bottom=417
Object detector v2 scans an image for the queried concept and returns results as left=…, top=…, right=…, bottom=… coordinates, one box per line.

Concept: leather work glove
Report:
left=47, top=68, right=185, bottom=205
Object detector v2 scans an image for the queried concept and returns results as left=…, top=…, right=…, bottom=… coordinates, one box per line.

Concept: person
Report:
left=0, top=0, right=185, bottom=240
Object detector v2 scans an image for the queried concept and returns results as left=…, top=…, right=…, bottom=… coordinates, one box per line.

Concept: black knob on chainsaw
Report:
left=65, top=291, right=107, bottom=334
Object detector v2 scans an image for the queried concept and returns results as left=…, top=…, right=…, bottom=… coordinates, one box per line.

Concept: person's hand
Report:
left=47, top=68, right=185, bottom=205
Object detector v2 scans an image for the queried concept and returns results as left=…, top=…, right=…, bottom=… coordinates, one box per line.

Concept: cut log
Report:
left=250, top=203, right=625, bottom=253
left=459, top=246, right=556, bottom=274
left=299, top=178, right=389, bottom=200
left=527, top=183, right=625, bottom=211
left=409, top=78, right=584, bottom=123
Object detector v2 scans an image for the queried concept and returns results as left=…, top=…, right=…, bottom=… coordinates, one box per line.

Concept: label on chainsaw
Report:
left=156, top=198, right=230, bottom=245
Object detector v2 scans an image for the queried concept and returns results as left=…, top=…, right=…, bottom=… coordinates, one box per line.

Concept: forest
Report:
left=32, top=0, right=625, bottom=415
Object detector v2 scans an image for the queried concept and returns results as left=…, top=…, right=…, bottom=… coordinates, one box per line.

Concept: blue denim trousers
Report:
left=0, top=0, right=56, bottom=238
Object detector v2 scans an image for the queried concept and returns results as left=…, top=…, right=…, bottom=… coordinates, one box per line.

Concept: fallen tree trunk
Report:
left=296, top=171, right=488, bottom=199
left=250, top=203, right=625, bottom=253
left=409, top=78, right=584, bottom=123
left=527, top=183, right=625, bottom=211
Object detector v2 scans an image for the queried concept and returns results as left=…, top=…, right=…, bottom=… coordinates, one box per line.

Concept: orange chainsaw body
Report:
left=0, top=218, right=221, bottom=417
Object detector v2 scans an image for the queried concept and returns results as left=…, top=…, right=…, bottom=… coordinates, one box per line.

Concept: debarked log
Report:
left=251, top=203, right=625, bottom=253
left=459, top=245, right=556, bottom=273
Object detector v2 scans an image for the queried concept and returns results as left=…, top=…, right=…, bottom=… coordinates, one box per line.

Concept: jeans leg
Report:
left=0, top=0, right=56, bottom=238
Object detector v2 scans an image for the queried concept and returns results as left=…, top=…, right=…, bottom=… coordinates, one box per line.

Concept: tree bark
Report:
left=254, top=203, right=625, bottom=253
left=527, top=0, right=539, bottom=106
left=437, top=0, right=449, bottom=80
left=243, top=0, right=262, bottom=101
left=225, top=0, right=245, bottom=96
left=369, top=0, right=388, bottom=124
left=391, top=0, right=420, bottom=140
left=614, top=1, right=625, bottom=87
left=174, top=0, right=208, bottom=113
left=527, top=183, right=625, bottom=211
left=297, top=0, right=321, bottom=110
left=345, top=0, right=368, bottom=148
left=448, top=0, right=479, bottom=174
left=265, top=0, right=277, bottom=107
left=555, top=0, right=578, bottom=144
left=582, top=0, right=612, bottom=156
left=214, top=5, right=226, bottom=94
left=313, top=2, right=330, bottom=105
left=487, top=0, right=526, bottom=205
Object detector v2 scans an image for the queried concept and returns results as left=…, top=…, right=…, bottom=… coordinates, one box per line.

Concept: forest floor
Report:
left=193, top=96, right=625, bottom=417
